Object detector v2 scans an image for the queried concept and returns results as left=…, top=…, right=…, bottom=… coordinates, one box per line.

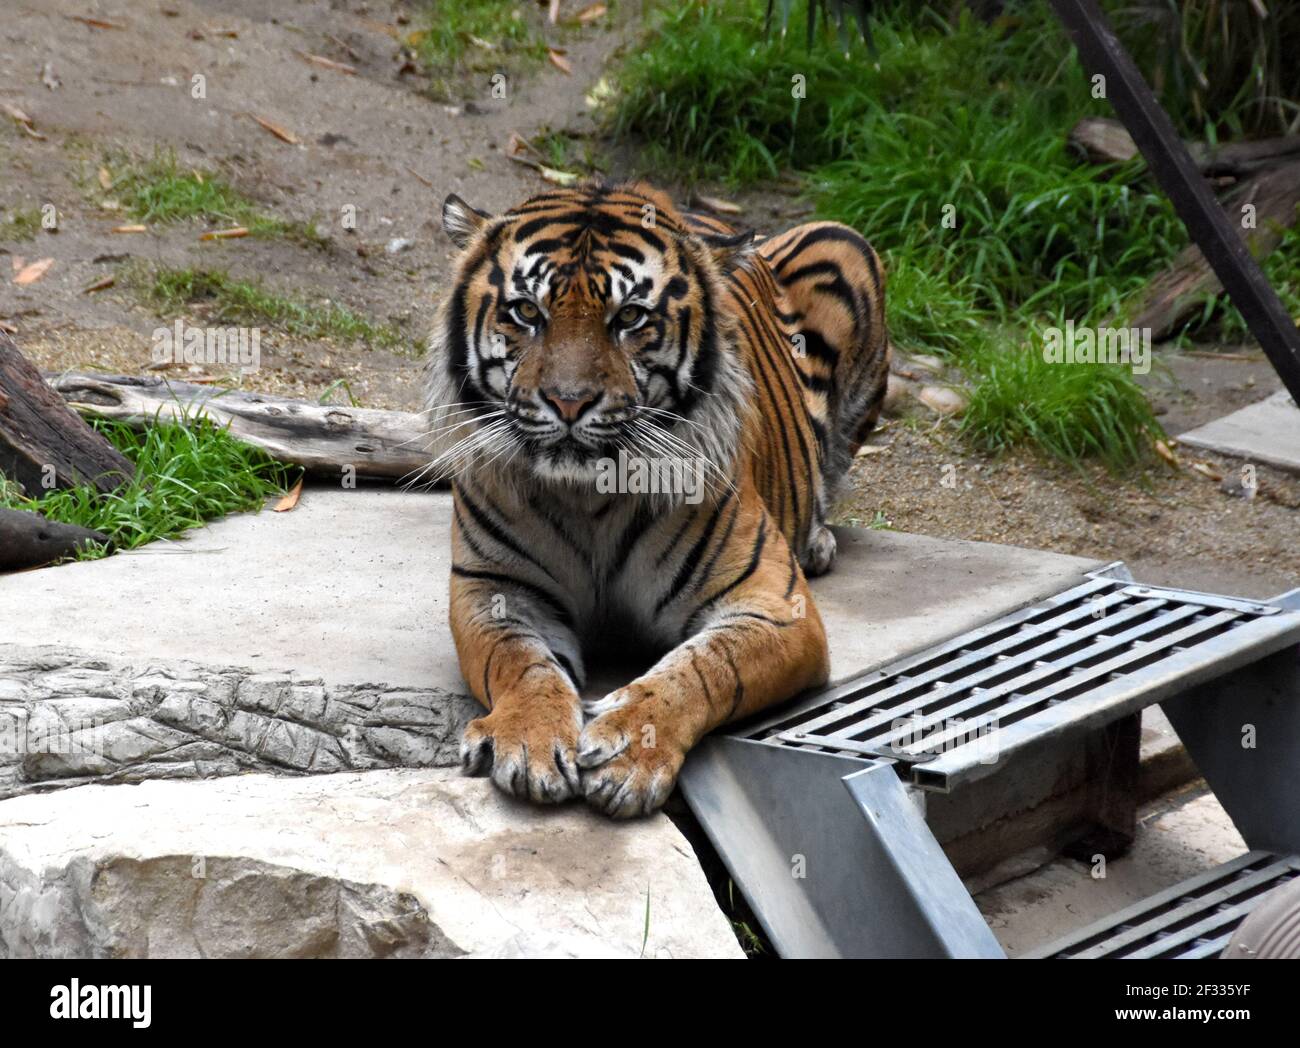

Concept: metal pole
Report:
left=1048, top=0, right=1300, bottom=406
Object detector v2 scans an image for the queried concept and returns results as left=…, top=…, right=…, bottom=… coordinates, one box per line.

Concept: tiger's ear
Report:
left=442, top=193, right=493, bottom=249
left=699, top=228, right=757, bottom=272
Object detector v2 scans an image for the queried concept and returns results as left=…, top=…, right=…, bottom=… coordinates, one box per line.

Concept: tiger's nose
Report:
left=541, top=388, right=599, bottom=423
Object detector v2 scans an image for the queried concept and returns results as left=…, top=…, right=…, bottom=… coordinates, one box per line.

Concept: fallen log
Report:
left=1070, top=117, right=1300, bottom=178
left=1126, top=161, right=1300, bottom=339
left=46, top=372, right=434, bottom=481
left=0, top=507, right=112, bottom=571
left=0, top=332, right=135, bottom=495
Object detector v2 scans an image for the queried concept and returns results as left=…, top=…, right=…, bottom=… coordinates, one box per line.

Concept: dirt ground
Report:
left=2, top=0, right=1296, bottom=599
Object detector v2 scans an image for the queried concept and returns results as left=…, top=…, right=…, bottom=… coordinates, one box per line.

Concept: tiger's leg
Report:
left=451, top=568, right=586, bottom=804
left=578, top=509, right=829, bottom=817
left=760, top=221, right=890, bottom=493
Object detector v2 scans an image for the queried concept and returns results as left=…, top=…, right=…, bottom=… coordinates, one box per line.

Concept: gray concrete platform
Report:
left=1179, top=389, right=1300, bottom=473
left=0, top=488, right=1105, bottom=690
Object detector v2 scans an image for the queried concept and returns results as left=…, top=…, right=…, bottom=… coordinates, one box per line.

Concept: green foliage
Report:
left=104, top=150, right=325, bottom=245
left=1, top=418, right=297, bottom=558
left=0, top=206, right=42, bottom=242
left=415, top=0, right=550, bottom=99
left=132, top=265, right=405, bottom=349
left=960, top=338, right=1162, bottom=470
left=610, top=0, right=1191, bottom=467
left=1111, top=0, right=1300, bottom=140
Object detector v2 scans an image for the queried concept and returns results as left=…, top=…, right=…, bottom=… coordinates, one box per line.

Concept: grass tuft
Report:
left=414, top=0, right=550, bottom=100
left=101, top=150, right=326, bottom=246
left=961, top=340, right=1162, bottom=470
left=129, top=264, right=405, bottom=349
left=0, top=206, right=43, bottom=242
left=1, top=417, right=298, bottom=558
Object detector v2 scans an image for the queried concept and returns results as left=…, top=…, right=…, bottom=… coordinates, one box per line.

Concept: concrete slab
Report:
left=1178, top=389, right=1300, bottom=473
left=0, top=487, right=1104, bottom=689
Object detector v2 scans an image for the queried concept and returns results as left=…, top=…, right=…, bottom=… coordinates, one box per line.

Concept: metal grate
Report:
left=1027, top=852, right=1300, bottom=959
left=746, top=575, right=1300, bottom=792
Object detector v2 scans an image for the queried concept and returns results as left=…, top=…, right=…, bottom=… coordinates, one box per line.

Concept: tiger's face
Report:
left=428, top=183, right=752, bottom=489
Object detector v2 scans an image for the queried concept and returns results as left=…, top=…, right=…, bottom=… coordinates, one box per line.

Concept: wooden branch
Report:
left=0, top=331, right=135, bottom=495
left=45, top=372, right=433, bottom=481
left=1070, top=117, right=1300, bottom=178
left=0, top=508, right=112, bottom=572
left=1126, top=161, right=1300, bottom=339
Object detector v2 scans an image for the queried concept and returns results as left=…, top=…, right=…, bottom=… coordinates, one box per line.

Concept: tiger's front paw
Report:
left=461, top=702, right=582, bottom=804
left=577, top=695, right=688, bottom=818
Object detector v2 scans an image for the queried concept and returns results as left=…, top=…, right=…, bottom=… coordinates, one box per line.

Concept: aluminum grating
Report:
left=745, top=575, right=1300, bottom=792
left=1027, top=852, right=1300, bottom=959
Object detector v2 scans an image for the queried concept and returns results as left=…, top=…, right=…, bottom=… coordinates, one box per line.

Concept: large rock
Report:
left=0, top=768, right=743, bottom=959
left=0, top=646, right=477, bottom=799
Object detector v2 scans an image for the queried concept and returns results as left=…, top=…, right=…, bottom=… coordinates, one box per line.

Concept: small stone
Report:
left=917, top=385, right=968, bottom=416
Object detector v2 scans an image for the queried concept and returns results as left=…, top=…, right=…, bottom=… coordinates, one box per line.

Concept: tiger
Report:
left=424, top=181, right=888, bottom=817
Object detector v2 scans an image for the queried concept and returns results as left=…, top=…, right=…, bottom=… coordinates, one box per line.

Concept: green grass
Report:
left=414, top=0, right=551, bottom=100
left=0, top=418, right=297, bottom=559
left=101, top=150, right=325, bottom=245
left=130, top=264, right=405, bottom=349
left=960, top=338, right=1162, bottom=470
left=0, top=206, right=42, bottom=241
left=609, top=0, right=1191, bottom=468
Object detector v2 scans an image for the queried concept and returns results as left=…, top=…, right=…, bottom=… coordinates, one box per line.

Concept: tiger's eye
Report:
left=515, top=301, right=540, bottom=321
left=617, top=304, right=643, bottom=325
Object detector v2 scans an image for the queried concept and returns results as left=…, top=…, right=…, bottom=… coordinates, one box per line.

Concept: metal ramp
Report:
left=1026, top=852, right=1300, bottom=960
left=679, top=564, right=1300, bottom=958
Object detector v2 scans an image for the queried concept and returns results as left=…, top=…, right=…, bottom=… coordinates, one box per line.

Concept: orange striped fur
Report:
left=425, top=182, right=887, bottom=816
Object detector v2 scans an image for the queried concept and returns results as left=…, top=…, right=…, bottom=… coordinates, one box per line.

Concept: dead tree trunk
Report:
left=47, top=372, right=433, bottom=481
left=1070, top=117, right=1300, bottom=177
left=1127, top=161, right=1300, bottom=339
left=0, top=331, right=134, bottom=495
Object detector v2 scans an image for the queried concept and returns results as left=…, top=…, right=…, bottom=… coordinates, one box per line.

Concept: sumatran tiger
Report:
left=425, top=181, right=888, bottom=817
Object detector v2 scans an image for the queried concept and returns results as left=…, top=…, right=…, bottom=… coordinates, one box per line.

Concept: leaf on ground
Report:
left=14, top=258, right=54, bottom=285
left=405, top=165, right=434, bottom=188
left=41, top=62, right=61, bottom=90
left=506, top=151, right=579, bottom=187
left=548, top=48, right=573, bottom=75
left=97, top=166, right=113, bottom=189
left=584, top=76, right=614, bottom=109
left=82, top=275, right=115, bottom=294
left=199, top=227, right=249, bottom=240
left=273, top=478, right=304, bottom=513
left=110, top=224, right=148, bottom=233
left=548, top=0, right=561, bottom=25
left=574, top=3, right=608, bottom=24
left=695, top=193, right=744, bottom=215
left=299, top=51, right=358, bottom=75
left=1191, top=461, right=1223, bottom=482
left=64, top=15, right=127, bottom=30
left=251, top=114, right=301, bottom=145
left=1154, top=439, right=1180, bottom=468
left=1, top=102, right=46, bottom=139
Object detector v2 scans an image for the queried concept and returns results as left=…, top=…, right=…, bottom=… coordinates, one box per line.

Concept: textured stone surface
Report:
left=0, top=769, right=743, bottom=959
left=0, top=645, right=477, bottom=799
